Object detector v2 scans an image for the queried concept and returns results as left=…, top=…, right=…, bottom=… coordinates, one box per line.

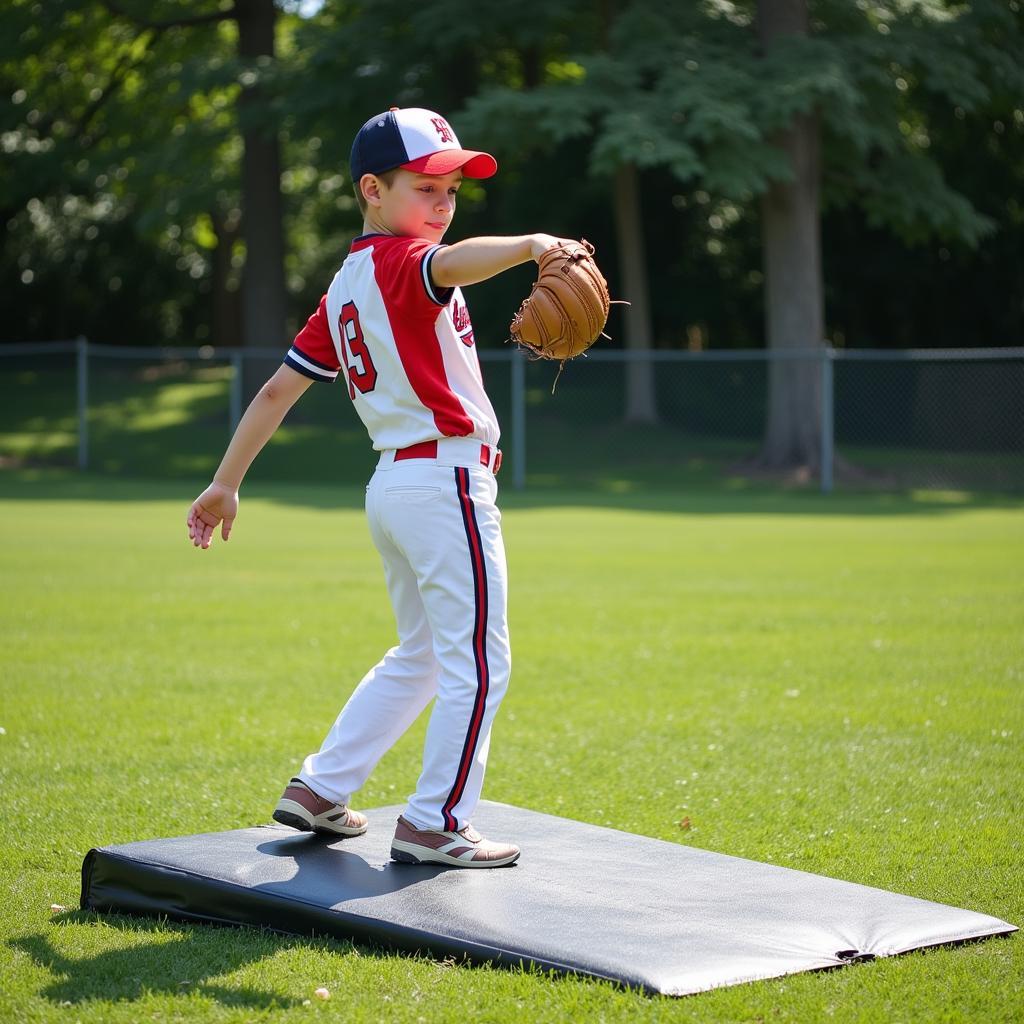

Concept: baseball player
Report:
left=187, top=106, right=574, bottom=868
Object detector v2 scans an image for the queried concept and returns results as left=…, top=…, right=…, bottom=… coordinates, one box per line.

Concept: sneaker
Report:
left=272, top=778, right=368, bottom=837
left=390, top=814, right=520, bottom=868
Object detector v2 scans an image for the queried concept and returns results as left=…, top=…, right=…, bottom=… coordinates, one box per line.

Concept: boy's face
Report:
left=363, top=168, right=462, bottom=243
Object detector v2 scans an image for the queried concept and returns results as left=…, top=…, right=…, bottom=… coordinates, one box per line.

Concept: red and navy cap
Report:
left=350, top=107, right=497, bottom=182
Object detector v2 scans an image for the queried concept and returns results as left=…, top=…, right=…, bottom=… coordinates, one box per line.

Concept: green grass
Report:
left=1, top=472, right=1022, bottom=1022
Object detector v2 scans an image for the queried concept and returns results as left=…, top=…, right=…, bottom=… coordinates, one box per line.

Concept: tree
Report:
left=747, top=0, right=1024, bottom=476
left=0, top=0, right=296, bottom=364
left=751, top=0, right=1024, bottom=475
left=464, top=0, right=1024, bottom=468
left=614, top=162, right=657, bottom=422
left=3, top=2, right=231, bottom=343
left=752, top=0, right=826, bottom=476
left=5, top=0, right=1022, bottom=445
left=234, top=0, right=286, bottom=369
left=102, top=0, right=287, bottom=397
left=462, top=1, right=827, bottom=426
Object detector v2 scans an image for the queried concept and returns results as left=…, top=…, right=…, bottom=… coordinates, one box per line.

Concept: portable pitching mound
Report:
left=80, top=800, right=1015, bottom=997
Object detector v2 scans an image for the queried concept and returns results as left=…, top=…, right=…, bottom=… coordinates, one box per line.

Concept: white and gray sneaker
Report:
left=390, top=814, right=520, bottom=868
left=272, top=778, right=368, bottom=837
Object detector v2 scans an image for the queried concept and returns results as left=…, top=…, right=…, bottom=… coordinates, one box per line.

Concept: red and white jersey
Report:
left=284, top=234, right=499, bottom=451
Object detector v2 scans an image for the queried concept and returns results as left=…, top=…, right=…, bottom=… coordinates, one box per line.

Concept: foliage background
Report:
left=2, top=0, right=1023, bottom=352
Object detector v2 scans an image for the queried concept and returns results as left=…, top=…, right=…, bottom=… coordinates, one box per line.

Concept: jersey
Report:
left=283, top=234, right=500, bottom=451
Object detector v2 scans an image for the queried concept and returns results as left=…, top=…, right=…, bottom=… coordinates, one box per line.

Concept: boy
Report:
left=187, top=106, right=571, bottom=868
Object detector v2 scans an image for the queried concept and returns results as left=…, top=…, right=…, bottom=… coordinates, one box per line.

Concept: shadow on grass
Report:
left=1, top=469, right=1023, bottom=518
left=9, top=913, right=336, bottom=1009
left=11, top=907, right=551, bottom=1008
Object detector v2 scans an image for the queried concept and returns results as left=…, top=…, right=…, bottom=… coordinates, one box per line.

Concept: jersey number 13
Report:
left=339, top=301, right=378, bottom=400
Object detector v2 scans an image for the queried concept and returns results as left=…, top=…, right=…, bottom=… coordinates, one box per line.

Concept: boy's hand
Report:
left=529, top=234, right=576, bottom=261
left=187, top=481, right=238, bottom=549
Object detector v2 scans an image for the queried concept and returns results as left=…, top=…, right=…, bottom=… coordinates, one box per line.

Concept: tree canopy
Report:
left=3, top=0, right=1022, bottom=349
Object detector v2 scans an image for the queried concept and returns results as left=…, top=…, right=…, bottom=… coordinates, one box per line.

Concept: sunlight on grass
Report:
left=908, top=489, right=973, bottom=504
left=595, top=477, right=636, bottom=493
left=91, top=379, right=229, bottom=432
left=0, top=431, right=75, bottom=455
left=3, top=367, right=1022, bottom=491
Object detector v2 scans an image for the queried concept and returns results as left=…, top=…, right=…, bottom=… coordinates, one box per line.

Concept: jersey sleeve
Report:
left=371, top=236, right=454, bottom=316
left=283, top=295, right=341, bottom=383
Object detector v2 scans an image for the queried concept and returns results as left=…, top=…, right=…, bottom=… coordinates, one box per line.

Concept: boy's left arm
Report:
left=186, top=364, right=312, bottom=549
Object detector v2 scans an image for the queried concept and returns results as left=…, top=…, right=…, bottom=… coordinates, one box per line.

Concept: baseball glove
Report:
left=509, top=239, right=612, bottom=363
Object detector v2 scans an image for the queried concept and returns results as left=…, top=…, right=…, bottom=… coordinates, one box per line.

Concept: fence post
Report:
left=76, top=335, right=89, bottom=471
left=229, top=350, right=244, bottom=434
left=510, top=351, right=526, bottom=490
left=820, top=345, right=834, bottom=494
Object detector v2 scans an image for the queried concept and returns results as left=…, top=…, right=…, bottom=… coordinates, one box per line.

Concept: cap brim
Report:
left=401, top=150, right=498, bottom=179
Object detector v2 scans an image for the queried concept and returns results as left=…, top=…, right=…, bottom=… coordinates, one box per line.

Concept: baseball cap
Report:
left=350, top=107, right=497, bottom=182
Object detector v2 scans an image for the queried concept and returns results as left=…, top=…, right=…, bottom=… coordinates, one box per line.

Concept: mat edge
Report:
left=81, top=847, right=657, bottom=994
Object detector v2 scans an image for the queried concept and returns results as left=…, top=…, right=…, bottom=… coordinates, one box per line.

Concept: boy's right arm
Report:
left=186, top=364, right=313, bottom=549
left=430, top=233, right=570, bottom=289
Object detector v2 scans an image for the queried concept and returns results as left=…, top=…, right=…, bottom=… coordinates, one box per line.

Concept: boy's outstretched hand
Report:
left=529, top=233, right=572, bottom=261
left=187, top=481, right=238, bottom=549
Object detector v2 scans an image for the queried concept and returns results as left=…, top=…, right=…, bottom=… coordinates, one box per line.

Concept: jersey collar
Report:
left=350, top=232, right=391, bottom=253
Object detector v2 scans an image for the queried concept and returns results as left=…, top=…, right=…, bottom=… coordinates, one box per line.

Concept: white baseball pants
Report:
left=298, top=439, right=511, bottom=832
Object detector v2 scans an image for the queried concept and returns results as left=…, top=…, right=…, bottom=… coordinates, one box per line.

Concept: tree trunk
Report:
left=210, top=208, right=242, bottom=347
left=753, top=0, right=824, bottom=473
left=236, top=0, right=287, bottom=399
left=614, top=162, right=658, bottom=424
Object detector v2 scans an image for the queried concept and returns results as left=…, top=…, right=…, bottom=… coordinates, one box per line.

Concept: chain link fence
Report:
left=1, top=340, right=1021, bottom=492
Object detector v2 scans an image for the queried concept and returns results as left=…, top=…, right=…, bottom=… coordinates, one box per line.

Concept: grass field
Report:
left=1, top=471, right=1022, bottom=1022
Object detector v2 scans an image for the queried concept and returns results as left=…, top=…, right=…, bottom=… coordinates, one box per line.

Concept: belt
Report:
left=390, top=438, right=502, bottom=474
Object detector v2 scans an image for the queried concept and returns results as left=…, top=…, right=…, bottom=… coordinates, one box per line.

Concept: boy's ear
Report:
left=360, top=173, right=385, bottom=208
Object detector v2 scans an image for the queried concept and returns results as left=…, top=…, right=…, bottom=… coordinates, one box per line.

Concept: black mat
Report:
left=80, top=800, right=1016, bottom=996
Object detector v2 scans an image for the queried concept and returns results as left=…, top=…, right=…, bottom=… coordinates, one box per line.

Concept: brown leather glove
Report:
left=509, top=239, right=611, bottom=362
